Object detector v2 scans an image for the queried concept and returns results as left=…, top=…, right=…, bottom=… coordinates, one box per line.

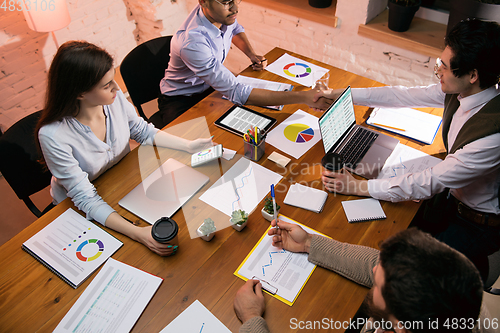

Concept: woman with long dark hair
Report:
left=36, top=41, right=212, bottom=256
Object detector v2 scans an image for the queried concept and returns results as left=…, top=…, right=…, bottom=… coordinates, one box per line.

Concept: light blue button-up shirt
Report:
left=39, top=90, right=158, bottom=224
left=160, top=5, right=252, bottom=105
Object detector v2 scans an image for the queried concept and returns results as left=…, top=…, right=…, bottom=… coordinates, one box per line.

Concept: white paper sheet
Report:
left=266, top=109, right=322, bottom=159
left=199, top=158, right=283, bottom=216
left=367, top=107, right=442, bottom=145
left=54, top=258, right=162, bottom=333
left=377, top=143, right=442, bottom=179
left=265, top=53, right=329, bottom=87
left=236, top=216, right=322, bottom=305
left=22, top=208, right=123, bottom=288
left=222, top=147, right=237, bottom=160
left=160, top=300, right=231, bottom=333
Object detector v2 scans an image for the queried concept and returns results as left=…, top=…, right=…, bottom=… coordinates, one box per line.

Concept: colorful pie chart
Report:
left=197, top=148, right=212, bottom=156
left=284, top=124, right=315, bottom=143
left=76, top=239, right=104, bottom=262
left=283, top=62, right=312, bottom=78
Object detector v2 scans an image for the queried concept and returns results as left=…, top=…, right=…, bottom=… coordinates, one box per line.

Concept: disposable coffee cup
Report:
left=321, top=152, right=344, bottom=172
left=152, top=217, right=179, bottom=245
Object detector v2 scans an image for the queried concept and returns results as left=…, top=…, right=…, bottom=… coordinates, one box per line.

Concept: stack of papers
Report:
left=367, top=107, right=442, bottom=145
left=284, top=183, right=328, bottom=213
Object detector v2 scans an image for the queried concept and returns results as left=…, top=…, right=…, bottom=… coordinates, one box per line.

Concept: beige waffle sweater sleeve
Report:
left=307, top=235, right=379, bottom=288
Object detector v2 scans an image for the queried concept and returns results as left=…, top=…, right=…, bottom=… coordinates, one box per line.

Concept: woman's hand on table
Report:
left=186, top=137, right=214, bottom=154
left=135, top=225, right=177, bottom=256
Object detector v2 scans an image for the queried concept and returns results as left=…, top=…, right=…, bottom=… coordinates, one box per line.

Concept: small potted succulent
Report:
left=261, top=196, right=280, bottom=222
left=230, top=209, right=249, bottom=231
left=197, top=218, right=216, bottom=241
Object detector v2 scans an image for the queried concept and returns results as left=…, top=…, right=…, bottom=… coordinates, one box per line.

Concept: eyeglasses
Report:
left=213, top=0, right=242, bottom=10
left=434, top=57, right=458, bottom=80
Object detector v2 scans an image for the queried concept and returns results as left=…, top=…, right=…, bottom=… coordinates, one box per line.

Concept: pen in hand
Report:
left=271, top=184, right=279, bottom=229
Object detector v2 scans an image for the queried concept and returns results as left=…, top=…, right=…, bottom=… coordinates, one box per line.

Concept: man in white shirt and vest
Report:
left=319, top=19, right=500, bottom=284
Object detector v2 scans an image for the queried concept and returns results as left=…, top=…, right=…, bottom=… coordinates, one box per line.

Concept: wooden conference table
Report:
left=0, top=48, right=445, bottom=332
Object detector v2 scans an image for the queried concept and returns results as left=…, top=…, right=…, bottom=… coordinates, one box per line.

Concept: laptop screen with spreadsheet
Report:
left=319, top=86, right=356, bottom=154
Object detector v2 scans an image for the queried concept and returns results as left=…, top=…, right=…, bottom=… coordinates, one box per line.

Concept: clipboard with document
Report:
left=234, top=215, right=329, bottom=306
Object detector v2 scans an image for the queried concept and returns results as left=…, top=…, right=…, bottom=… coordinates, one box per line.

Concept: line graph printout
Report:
left=235, top=215, right=326, bottom=306
left=199, top=158, right=283, bottom=216
left=54, top=258, right=162, bottom=333
left=160, top=300, right=231, bottom=333
left=266, top=53, right=329, bottom=87
left=377, top=143, right=441, bottom=179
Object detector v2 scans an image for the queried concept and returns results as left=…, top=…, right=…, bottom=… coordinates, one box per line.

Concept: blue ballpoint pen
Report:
left=270, top=184, right=278, bottom=229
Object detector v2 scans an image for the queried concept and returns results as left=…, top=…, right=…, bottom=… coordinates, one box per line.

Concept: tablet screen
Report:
left=215, top=105, right=277, bottom=136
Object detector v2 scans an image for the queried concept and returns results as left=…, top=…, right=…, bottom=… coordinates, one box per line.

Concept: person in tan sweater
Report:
left=234, top=221, right=487, bottom=333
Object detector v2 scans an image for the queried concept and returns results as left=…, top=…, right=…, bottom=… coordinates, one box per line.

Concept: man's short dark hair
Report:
left=445, top=19, right=500, bottom=89
left=379, top=228, right=483, bottom=333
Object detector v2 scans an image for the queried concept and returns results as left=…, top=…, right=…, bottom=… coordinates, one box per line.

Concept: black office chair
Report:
left=120, top=35, right=173, bottom=129
left=0, top=111, right=54, bottom=218
left=485, top=249, right=500, bottom=295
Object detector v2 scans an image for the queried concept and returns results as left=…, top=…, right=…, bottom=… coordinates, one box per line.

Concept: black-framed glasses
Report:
left=213, top=0, right=242, bottom=10
left=434, top=57, right=458, bottom=80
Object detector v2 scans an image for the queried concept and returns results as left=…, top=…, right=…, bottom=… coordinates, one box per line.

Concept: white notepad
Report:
left=341, top=198, right=386, bottom=223
left=284, top=183, right=328, bottom=213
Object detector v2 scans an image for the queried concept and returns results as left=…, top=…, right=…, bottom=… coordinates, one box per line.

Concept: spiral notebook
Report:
left=284, top=183, right=328, bottom=213
left=341, top=198, right=386, bottom=223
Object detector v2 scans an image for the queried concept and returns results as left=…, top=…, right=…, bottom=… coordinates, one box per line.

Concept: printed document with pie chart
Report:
left=266, top=110, right=322, bottom=159
left=22, top=208, right=123, bottom=288
left=265, top=53, right=329, bottom=87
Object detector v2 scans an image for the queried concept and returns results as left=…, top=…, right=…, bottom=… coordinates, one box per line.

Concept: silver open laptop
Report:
left=318, top=86, right=399, bottom=179
left=119, top=158, right=209, bottom=224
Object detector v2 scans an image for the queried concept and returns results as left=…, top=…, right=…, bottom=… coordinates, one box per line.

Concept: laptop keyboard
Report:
left=338, top=127, right=378, bottom=167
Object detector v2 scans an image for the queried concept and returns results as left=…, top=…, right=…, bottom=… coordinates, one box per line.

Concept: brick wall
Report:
left=0, top=0, right=136, bottom=131
left=0, top=0, right=188, bottom=132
